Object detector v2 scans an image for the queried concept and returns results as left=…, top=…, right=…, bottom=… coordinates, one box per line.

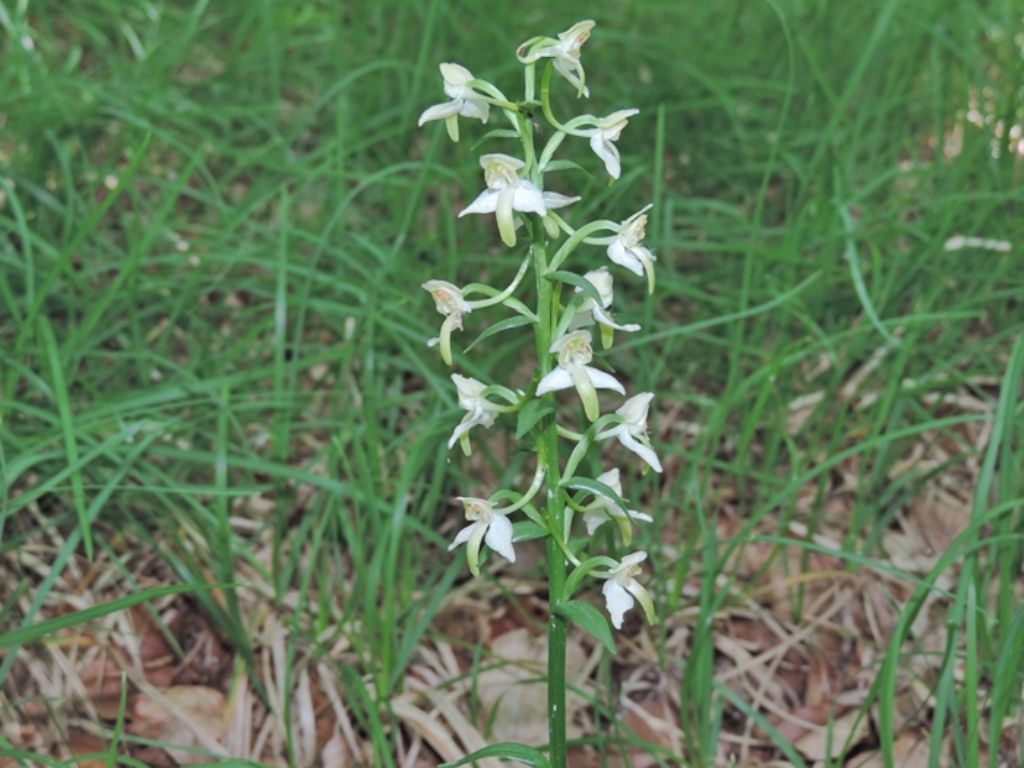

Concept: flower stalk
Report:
left=418, top=21, right=663, bottom=766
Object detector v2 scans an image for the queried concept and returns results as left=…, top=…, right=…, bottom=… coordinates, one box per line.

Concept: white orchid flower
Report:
left=447, top=374, right=501, bottom=454
left=579, top=109, right=639, bottom=179
left=448, top=496, right=515, bottom=576
left=536, top=330, right=624, bottom=422
left=422, top=279, right=472, bottom=366
left=599, top=393, right=663, bottom=473
left=417, top=62, right=490, bottom=142
left=569, top=267, right=640, bottom=348
left=536, top=329, right=622, bottom=423
left=606, top=204, right=657, bottom=293
left=521, top=20, right=596, bottom=97
left=601, top=551, right=656, bottom=630
left=580, top=468, right=653, bottom=544
left=459, top=154, right=578, bottom=247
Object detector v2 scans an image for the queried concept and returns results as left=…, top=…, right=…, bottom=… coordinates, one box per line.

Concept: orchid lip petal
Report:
left=495, top=185, right=517, bottom=246
left=465, top=522, right=488, bottom=577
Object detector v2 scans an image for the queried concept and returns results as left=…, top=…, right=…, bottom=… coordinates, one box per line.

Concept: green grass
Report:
left=1, top=1, right=1023, bottom=766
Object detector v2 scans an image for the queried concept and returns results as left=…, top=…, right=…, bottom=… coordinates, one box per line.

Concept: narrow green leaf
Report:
left=544, top=270, right=603, bottom=309
left=470, top=128, right=521, bottom=151
left=465, top=315, right=535, bottom=353
left=555, top=600, right=616, bottom=655
left=511, top=520, right=549, bottom=542
left=559, top=476, right=626, bottom=513
left=0, top=583, right=214, bottom=649
left=542, top=159, right=589, bottom=175
left=39, top=317, right=91, bottom=558
left=515, top=399, right=554, bottom=439
left=441, top=741, right=550, bottom=767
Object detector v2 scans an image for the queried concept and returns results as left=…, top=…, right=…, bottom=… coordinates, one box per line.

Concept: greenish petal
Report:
left=496, top=185, right=516, bottom=247
left=466, top=522, right=488, bottom=577
left=445, top=114, right=459, bottom=142
left=569, top=364, right=599, bottom=421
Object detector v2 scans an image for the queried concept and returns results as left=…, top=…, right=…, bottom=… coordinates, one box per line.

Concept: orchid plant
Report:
left=419, top=21, right=663, bottom=767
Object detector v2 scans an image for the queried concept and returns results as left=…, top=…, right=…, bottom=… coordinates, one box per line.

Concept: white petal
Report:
left=592, top=305, right=640, bottom=332
left=618, top=430, right=663, bottom=473
left=459, top=189, right=500, bottom=216
left=607, top=239, right=644, bottom=275
left=453, top=373, right=486, bottom=402
left=536, top=366, right=573, bottom=395
left=595, top=468, right=621, bottom=492
left=440, top=62, right=474, bottom=88
left=602, top=579, right=635, bottom=630
left=583, top=366, right=625, bottom=394
left=484, top=514, right=516, bottom=563
left=628, top=509, right=654, bottom=524
left=459, top=96, right=490, bottom=122
left=553, top=58, right=588, bottom=97
left=448, top=522, right=478, bottom=551
left=633, top=244, right=657, bottom=264
left=617, top=392, right=654, bottom=425
left=619, top=551, right=648, bottom=569
left=418, top=100, right=461, bottom=126
left=511, top=180, right=547, bottom=215
left=542, top=191, right=581, bottom=210
left=447, top=414, right=479, bottom=449
left=589, top=133, right=621, bottom=179
left=583, top=509, right=607, bottom=535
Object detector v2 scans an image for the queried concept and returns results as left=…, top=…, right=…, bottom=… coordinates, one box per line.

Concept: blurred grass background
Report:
left=1, top=0, right=1023, bottom=765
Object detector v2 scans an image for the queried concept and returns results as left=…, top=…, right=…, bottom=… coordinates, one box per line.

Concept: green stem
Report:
left=533, top=232, right=568, bottom=768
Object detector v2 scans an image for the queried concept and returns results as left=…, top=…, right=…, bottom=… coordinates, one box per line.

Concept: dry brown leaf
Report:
left=847, top=729, right=933, bottom=767
left=476, top=628, right=586, bottom=746
left=793, top=709, right=870, bottom=761
left=66, top=728, right=108, bottom=768
left=131, top=685, right=226, bottom=765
